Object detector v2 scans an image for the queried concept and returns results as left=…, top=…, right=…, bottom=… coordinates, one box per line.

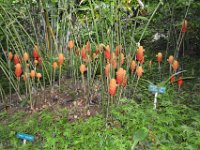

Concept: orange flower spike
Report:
left=178, top=76, right=183, bottom=88
left=156, top=52, right=162, bottom=63
left=36, top=73, right=42, bottom=79
left=136, top=46, right=144, bottom=62
left=172, top=60, right=179, bottom=72
left=109, top=79, right=117, bottom=96
left=181, top=19, right=187, bottom=33
left=80, top=64, right=86, bottom=74
left=58, top=53, right=64, bottom=65
left=23, top=52, right=29, bottom=62
left=130, top=60, right=136, bottom=72
left=13, top=54, right=20, bottom=65
left=30, top=70, right=36, bottom=78
left=105, top=45, right=111, bottom=60
left=34, top=59, right=38, bottom=65
left=33, top=45, right=39, bottom=59
left=168, top=55, right=174, bottom=65
left=120, top=53, right=125, bottom=65
left=116, top=68, right=126, bottom=85
left=86, top=41, right=90, bottom=53
left=115, top=45, right=122, bottom=56
left=136, top=66, right=143, bottom=78
left=81, top=46, right=87, bottom=60
left=15, top=63, right=22, bottom=77
left=8, top=52, right=13, bottom=61
left=112, top=59, right=117, bottom=69
left=105, top=63, right=110, bottom=78
left=52, top=62, right=58, bottom=70
left=68, top=40, right=74, bottom=49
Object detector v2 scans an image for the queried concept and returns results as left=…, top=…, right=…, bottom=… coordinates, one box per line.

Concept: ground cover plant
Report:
left=0, top=0, right=200, bottom=149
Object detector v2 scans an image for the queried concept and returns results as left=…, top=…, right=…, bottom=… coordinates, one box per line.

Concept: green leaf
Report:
left=78, top=6, right=91, bottom=11
left=133, top=127, right=148, bottom=142
left=132, top=127, right=148, bottom=149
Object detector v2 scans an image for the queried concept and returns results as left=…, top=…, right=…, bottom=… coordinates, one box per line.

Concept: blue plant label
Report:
left=16, top=132, right=35, bottom=142
left=159, top=87, right=166, bottom=94
left=148, top=84, right=166, bottom=94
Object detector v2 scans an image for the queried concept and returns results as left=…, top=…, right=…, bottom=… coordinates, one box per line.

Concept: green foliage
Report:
left=1, top=89, right=200, bottom=149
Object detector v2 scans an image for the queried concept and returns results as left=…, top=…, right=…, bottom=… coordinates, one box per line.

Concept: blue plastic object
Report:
left=148, top=84, right=166, bottom=94
left=16, top=133, right=35, bottom=142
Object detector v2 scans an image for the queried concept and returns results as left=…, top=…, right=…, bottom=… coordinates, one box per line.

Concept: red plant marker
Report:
left=178, top=77, right=183, bottom=89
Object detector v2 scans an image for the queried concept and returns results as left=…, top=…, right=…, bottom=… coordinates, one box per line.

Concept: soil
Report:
left=0, top=77, right=101, bottom=122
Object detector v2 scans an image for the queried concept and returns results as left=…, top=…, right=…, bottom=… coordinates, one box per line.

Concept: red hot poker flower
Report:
left=14, top=54, right=20, bottom=65
left=130, top=60, right=136, bottom=73
left=157, top=52, right=162, bottom=63
left=33, top=45, right=39, bottom=59
left=181, top=20, right=187, bottom=33
left=58, top=53, right=64, bottom=65
left=81, top=46, right=87, bottom=60
left=105, top=63, right=110, bottom=78
left=105, top=45, right=111, bottom=60
left=109, top=79, right=117, bottom=96
left=116, top=68, right=126, bottom=85
left=15, top=63, right=22, bottom=77
left=136, top=46, right=144, bottom=62
left=8, top=52, right=13, bottom=61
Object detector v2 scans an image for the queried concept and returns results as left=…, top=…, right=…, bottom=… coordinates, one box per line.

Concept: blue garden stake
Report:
left=148, top=84, right=166, bottom=110
left=16, top=132, right=35, bottom=144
